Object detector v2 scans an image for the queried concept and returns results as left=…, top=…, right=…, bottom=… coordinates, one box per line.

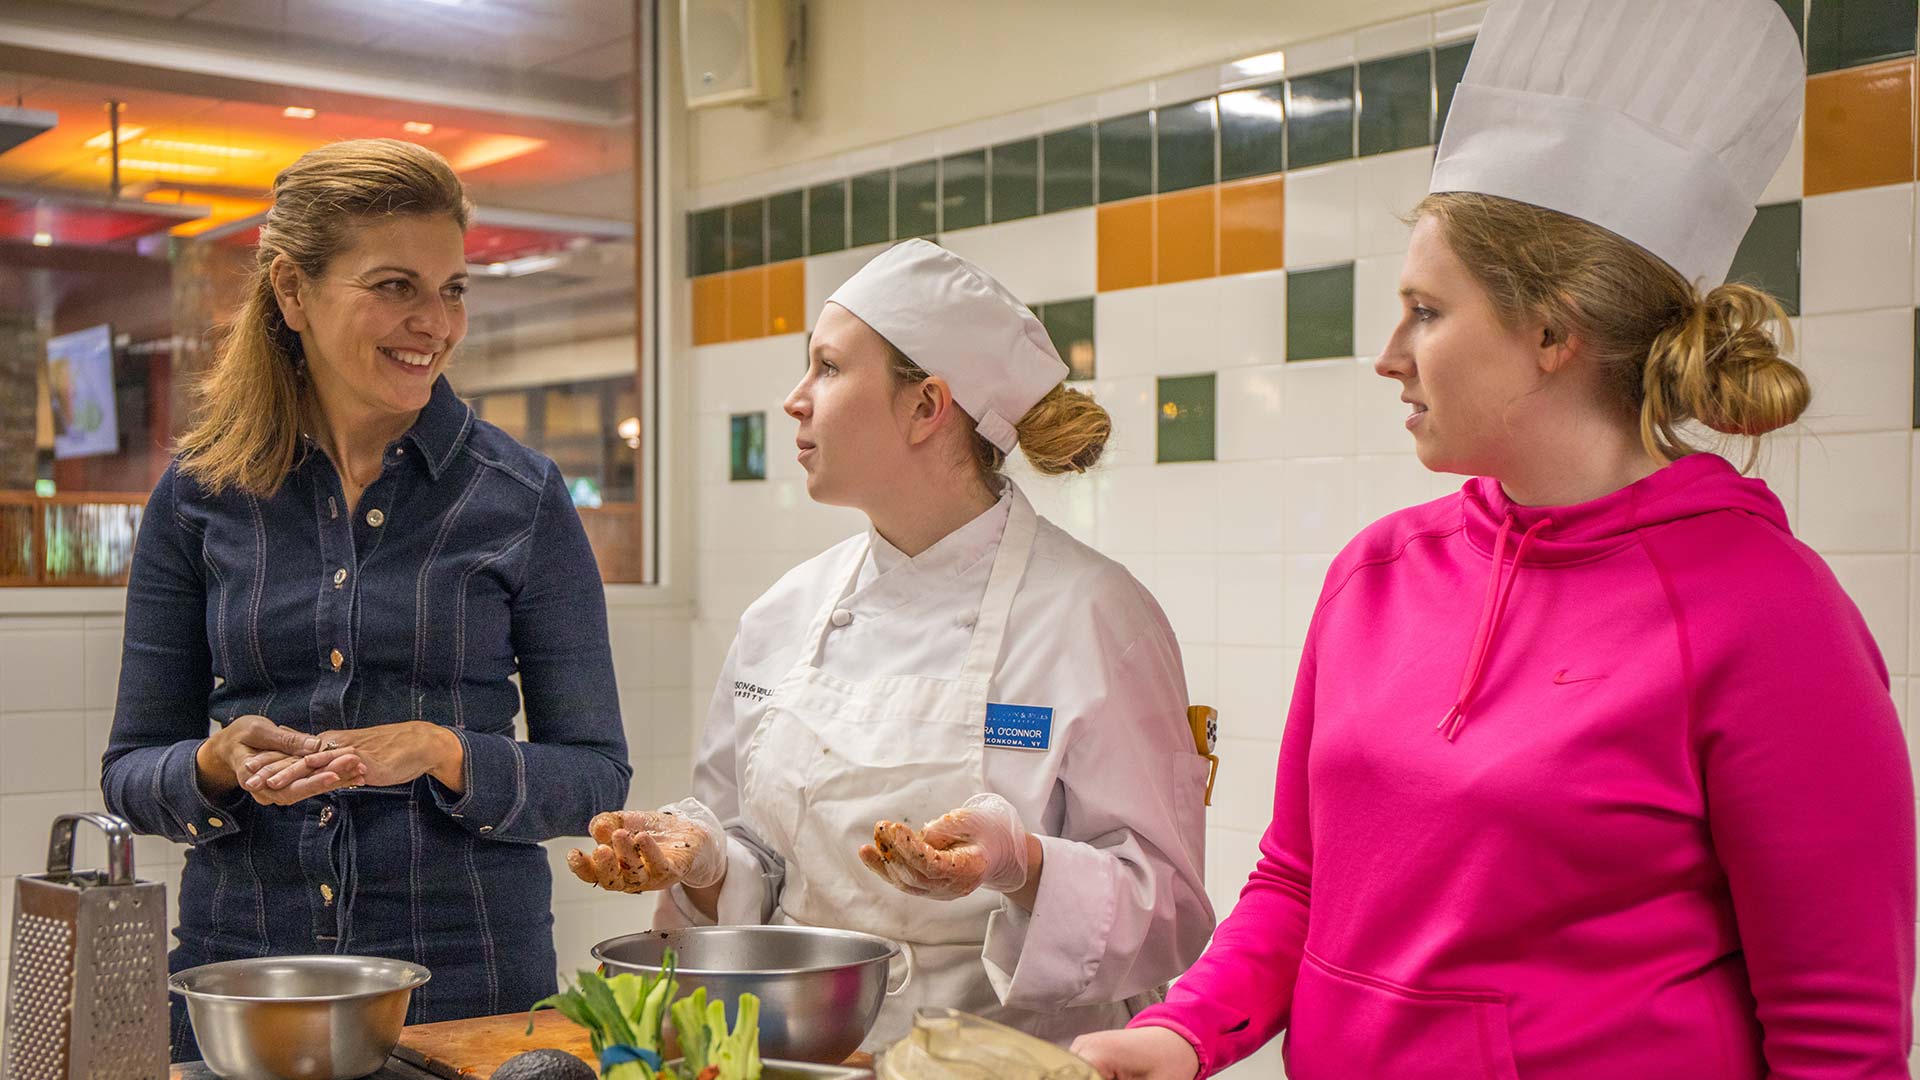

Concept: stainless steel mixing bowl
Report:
left=593, top=925, right=903, bottom=1065
left=169, top=955, right=431, bottom=1080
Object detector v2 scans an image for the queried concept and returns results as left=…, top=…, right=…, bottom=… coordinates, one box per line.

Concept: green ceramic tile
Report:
left=1726, top=201, right=1802, bottom=316
left=851, top=169, right=893, bottom=247
left=1157, top=98, right=1218, bottom=193
left=1286, top=67, right=1356, bottom=170
left=690, top=207, right=726, bottom=277
left=807, top=181, right=847, bottom=256
left=729, top=412, right=766, bottom=481
left=1287, top=263, right=1356, bottom=361
left=766, top=189, right=804, bottom=263
left=1043, top=125, right=1095, bottom=213
left=1808, top=0, right=1915, bottom=74
left=1774, top=0, right=1806, bottom=43
left=1359, top=50, right=1434, bottom=157
left=1435, top=41, right=1474, bottom=142
left=1157, top=373, right=1217, bottom=463
left=1098, top=111, right=1154, bottom=203
left=1219, top=82, right=1286, bottom=181
left=990, top=138, right=1040, bottom=223
left=725, top=199, right=764, bottom=269
left=895, top=159, right=940, bottom=238
left=942, top=150, right=987, bottom=232
left=1039, top=298, right=1096, bottom=381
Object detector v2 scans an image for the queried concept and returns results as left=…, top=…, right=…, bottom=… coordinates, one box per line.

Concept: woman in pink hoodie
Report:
left=1072, top=0, right=1915, bottom=1075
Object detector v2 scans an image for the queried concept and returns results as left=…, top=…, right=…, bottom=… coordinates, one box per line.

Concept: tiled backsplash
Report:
left=680, top=1, right=1920, bottom=1073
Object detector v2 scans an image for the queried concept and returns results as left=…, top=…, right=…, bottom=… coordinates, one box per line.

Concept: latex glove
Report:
left=859, top=793, right=1030, bottom=900
left=566, top=797, right=727, bottom=893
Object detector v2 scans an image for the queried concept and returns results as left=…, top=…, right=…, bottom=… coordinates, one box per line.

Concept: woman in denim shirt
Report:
left=102, top=139, right=631, bottom=1059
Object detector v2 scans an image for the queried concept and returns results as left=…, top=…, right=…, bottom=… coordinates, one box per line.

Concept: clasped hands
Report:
left=195, top=714, right=464, bottom=806
left=569, top=793, right=1034, bottom=903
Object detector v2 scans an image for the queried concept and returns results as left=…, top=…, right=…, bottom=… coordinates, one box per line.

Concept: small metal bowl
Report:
left=169, top=955, right=431, bottom=1080
left=594, top=926, right=904, bottom=1066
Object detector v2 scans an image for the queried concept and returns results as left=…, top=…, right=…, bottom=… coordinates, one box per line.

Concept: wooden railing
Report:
left=1, top=493, right=645, bottom=587
left=0, top=491, right=149, bottom=587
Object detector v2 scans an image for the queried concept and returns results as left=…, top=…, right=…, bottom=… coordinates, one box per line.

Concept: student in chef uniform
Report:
left=1071, top=1, right=1915, bottom=1077
left=568, top=239, right=1215, bottom=1048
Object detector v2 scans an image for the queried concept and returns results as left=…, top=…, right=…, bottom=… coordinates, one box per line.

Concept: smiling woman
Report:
left=102, top=138, right=632, bottom=1061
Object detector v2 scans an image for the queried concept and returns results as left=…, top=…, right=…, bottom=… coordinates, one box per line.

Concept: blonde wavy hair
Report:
left=176, top=139, right=472, bottom=495
left=1416, top=192, right=1809, bottom=469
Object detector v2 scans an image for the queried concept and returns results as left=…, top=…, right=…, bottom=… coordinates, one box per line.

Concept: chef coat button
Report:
left=366, top=508, right=385, bottom=527
left=186, top=822, right=199, bottom=837
left=318, top=805, right=335, bottom=827
left=333, top=568, right=348, bottom=586
left=207, top=817, right=224, bottom=829
left=478, top=825, right=493, bottom=834
left=830, top=609, right=853, bottom=628
left=320, top=884, right=335, bottom=906
left=329, top=648, right=344, bottom=672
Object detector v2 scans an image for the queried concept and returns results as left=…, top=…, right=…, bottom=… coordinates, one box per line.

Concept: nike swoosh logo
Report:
left=1553, top=669, right=1606, bottom=685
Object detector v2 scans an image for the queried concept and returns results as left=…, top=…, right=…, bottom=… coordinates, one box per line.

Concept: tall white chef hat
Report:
left=825, top=239, right=1068, bottom=454
left=1428, top=0, right=1804, bottom=288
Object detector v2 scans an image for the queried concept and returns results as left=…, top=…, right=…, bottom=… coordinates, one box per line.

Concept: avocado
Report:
left=492, top=1049, right=599, bottom=1080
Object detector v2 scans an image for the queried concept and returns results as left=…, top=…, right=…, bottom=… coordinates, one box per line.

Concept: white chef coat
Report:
left=661, top=481, right=1214, bottom=1042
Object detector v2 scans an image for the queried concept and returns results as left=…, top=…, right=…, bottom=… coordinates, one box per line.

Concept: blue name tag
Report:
left=984, top=703, right=1053, bottom=750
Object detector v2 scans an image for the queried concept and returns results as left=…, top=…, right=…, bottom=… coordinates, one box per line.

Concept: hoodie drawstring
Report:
left=1437, top=514, right=1552, bottom=742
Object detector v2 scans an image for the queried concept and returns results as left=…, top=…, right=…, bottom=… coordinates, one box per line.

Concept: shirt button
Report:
left=329, top=648, right=344, bottom=672
left=830, top=609, right=853, bottom=628
left=333, top=568, right=348, bottom=586
left=207, top=817, right=224, bottom=829
left=320, top=884, right=335, bottom=906
left=366, top=508, right=385, bottom=527
left=318, top=805, right=335, bottom=827
left=478, top=825, right=493, bottom=834
left=185, top=822, right=199, bottom=837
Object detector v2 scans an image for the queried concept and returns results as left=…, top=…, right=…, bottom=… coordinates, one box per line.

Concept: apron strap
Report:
left=957, top=485, right=1038, bottom=686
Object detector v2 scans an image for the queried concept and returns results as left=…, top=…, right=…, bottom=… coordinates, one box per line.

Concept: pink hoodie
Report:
left=1135, top=454, right=1915, bottom=1078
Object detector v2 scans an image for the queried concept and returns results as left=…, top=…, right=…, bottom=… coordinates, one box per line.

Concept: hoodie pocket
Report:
left=1284, top=950, right=1520, bottom=1080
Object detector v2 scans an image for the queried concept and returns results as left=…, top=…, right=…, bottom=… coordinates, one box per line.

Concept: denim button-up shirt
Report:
left=103, top=376, right=630, bottom=1052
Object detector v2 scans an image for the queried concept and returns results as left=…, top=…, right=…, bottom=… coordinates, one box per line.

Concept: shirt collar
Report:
left=850, top=482, right=1014, bottom=618
left=399, top=375, right=473, bottom=481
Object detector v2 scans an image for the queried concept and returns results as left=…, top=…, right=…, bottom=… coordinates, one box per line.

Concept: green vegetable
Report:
left=706, top=995, right=761, bottom=1080
left=527, top=955, right=679, bottom=1078
left=526, top=951, right=763, bottom=1080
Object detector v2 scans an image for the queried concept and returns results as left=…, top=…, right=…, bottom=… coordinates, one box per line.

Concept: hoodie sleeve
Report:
left=1127, top=638, right=1317, bottom=1077
left=1650, top=533, right=1916, bottom=1077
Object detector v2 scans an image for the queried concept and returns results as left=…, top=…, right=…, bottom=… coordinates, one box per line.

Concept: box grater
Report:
left=3, top=812, right=168, bottom=1080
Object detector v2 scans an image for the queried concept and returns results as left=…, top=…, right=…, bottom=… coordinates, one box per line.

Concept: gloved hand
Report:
left=567, top=797, right=728, bottom=893
left=859, top=793, right=1031, bottom=901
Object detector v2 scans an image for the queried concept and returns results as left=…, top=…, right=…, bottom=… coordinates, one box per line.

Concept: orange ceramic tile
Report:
left=725, top=267, right=768, bottom=342
left=1805, top=58, right=1916, bottom=196
left=765, top=259, right=806, bottom=336
left=1218, top=174, right=1286, bottom=275
left=1097, top=197, right=1155, bottom=291
left=692, top=273, right=728, bottom=346
left=1155, top=187, right=1217, bottom=285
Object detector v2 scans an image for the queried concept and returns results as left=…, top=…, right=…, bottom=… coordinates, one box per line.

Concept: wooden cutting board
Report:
left=392, top=1011, right=874, bottom=1079
left=395, top=1011, right=595, bottom=1080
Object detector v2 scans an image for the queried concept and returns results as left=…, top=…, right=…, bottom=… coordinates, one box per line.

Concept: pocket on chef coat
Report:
left=1174, top=752, right=1214, bottom=832
left=1283, top=949, right=1520, bottom=1080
